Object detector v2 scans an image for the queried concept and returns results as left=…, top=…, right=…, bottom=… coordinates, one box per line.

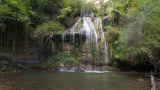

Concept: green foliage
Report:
left=40, top=52, right=78, bottom=68
left=106, top=26, right=120, bottom=43
left=0, top=0, right=33, bottom=24
left=84, top=2, right=98, bottom=14
left=119, top=0, right=160, bottom=61
left=0, top=0, right=99, bottom=32
left=105, top=26, right=120, bottom=64
left=114, top=2, right=126, bottom=13
left=58, top=7, right=72, bottom=19
left=105, top=0, right=160, bottom=71
left=34, top=20, right=64, bottom=38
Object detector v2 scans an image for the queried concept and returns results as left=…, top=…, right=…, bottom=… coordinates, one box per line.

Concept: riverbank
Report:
left=1, top=59, right=159, bottom=90
left=0, top=59, right=153, bottom=73
left=1, top=59, right=156, bottom=90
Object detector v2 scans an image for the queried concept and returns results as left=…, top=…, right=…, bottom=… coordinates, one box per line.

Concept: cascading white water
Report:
left=81, top=17, right=99, bottom=53
left=94, top=18, right=109, bottom=64
left=70, top=18, right=82, bottom=43
left=62, top=16, right=109, bottom=65
left=81, top=17, right=100, bottom=67
left=62, top=18, right=81, bottom=52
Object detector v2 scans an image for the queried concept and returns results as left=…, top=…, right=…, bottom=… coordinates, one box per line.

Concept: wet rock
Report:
left=0, top=61, right=8, bottom=65
left=59, top=63, right=64, bottom=68
left=137, top=78, right=144, bottom=82
left=0, top=85, right=6, bottom=88
left=79, top=67, right=85, bottom=72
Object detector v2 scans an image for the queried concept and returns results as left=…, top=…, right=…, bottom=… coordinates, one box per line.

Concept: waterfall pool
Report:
left=0, top=71, right=149, bottom=90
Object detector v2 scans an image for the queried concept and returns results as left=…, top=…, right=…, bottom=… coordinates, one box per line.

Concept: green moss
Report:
left=39, top=52, right=78, bottom=69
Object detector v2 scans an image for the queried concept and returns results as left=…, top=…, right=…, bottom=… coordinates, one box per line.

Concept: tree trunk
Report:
left=12, top=31, right=15, bottom=56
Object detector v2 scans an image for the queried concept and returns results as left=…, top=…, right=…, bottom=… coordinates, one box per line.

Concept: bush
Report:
left=40, top=52, right=78, bottom=69
left=34, top=20, right=64, bottom=38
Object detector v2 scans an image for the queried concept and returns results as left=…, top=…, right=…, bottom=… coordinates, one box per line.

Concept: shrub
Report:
left=40, top=52, right=78, bottom=68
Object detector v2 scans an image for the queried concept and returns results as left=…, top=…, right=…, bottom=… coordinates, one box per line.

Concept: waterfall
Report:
left=94, top=18, right=109, bottom=64
left=70, top=18, right=82, bottom=43
left=82, top=17, right=99, bottom=51
left=81, top=17, right=100, bottom=68
left=62, top=16, right=109, bottom=65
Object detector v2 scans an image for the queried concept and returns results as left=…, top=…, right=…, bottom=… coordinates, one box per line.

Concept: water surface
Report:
left=0, top=71, right=149, bottom=90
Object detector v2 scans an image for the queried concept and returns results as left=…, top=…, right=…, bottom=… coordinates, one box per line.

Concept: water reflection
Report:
left=0, top=72, right=149, bottom=90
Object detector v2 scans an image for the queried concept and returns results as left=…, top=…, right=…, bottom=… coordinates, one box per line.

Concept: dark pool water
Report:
left=0, top=71, right=149, bottom=90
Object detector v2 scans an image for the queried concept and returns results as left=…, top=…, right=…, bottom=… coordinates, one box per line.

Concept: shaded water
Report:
left=0, top=72, right=149, bottom=90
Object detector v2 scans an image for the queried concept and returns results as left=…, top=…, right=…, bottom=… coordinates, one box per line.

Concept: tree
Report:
left=106, top=0, right=160, bottom=71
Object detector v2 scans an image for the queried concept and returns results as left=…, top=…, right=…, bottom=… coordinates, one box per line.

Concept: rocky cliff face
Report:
left=51, top=39, right=94, bottom=65
left=51, top=17, right=109, bottom=65
left=0, top=30, right=39, bottom=63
